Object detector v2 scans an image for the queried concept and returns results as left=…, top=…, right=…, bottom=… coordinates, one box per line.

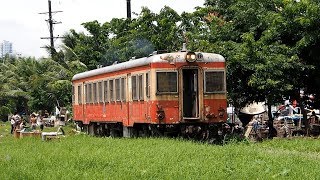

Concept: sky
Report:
left=0, top=0, right=205, bottom=58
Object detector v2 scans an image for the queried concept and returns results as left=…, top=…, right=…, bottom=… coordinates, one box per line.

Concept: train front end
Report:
left=148, top=49, right=227, bottom=138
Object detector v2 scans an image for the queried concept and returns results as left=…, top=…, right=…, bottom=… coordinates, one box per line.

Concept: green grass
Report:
left=1, top=121, right=320, bottom=179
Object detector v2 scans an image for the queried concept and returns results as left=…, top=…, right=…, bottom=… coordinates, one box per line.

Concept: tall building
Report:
left=0, top=40, right=13, bottom=58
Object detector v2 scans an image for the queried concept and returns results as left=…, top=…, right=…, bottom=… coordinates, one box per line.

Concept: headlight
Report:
left=186, top=52, right=196, bottom=62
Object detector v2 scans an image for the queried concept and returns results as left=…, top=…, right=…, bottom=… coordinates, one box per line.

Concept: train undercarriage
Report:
left=76, top=121, right=244, bottom=144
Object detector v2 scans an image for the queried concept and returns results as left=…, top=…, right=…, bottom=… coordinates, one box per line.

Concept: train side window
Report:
left=156, top=72, right=178, bottom=93
left=84, top=84, right=88, bottom=103
left=204, top=71, right=225, bottom=93
left=88, top=83, right=93, bottom=103
left=132, top=75, right=138, bottom=100
left=146, top=72, right=150, bottom=98
left=115, top=78, right=120, bottom=101
left=109, top=80, right=114, bottom=102
left=78, top=85, right=82, bottom=104
left=98, top=81, right=103, bottom=103
left=121, top=77, right=126, bottom=102
left=138, top=74, right=144, bottom=100
left=72, top=85, right=75, bottom=104
left=104, top=80, right=108, bottom=102
left=93, top=83, right=97, bottom=103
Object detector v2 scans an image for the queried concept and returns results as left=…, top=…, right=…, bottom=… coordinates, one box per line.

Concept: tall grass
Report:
left=1, top=121, right=320, bottom=179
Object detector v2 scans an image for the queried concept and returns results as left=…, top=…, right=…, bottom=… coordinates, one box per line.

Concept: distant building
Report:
left=0, top=40, right=13, bottom=58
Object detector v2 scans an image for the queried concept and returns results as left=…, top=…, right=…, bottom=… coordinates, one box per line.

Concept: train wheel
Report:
left=101, top=124, right=110, bottom=137
left=150, top=125, right=163, bottom=137
left=110, top=123, right=123, bottom=137
left=83, top=124, right=89, bottom=134
left=88, top=123, right=95, bottom=136
left=123, top=126, right=135, bottom=138
left=139, top=124, right=150, bottom=137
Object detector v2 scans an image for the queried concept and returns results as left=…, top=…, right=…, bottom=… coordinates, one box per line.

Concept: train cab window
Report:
left=121, top=77, right=126, bottom=101
left=138, top=74, right=144, bottom=100
left=98, top=81, right=103, bottom=103
left=146, top=72, right=150, bottom=98
left=93, top=83, right=97, bottom=103
left=205, top=71, right=225, bottom=93
left=109, top=80, right=114, bottom=102
left=104, top=80, right=108, bottom=102
left=132, top=76, right=138, bottom=100
left=78, top=85, right=82, bottom=104
left=156, top=72, right=178, bottom=93
left=115, top=79, right=120, bottom=101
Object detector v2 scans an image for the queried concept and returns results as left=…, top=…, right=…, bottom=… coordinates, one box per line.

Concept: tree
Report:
left=0, top=56, right=86, bottom=115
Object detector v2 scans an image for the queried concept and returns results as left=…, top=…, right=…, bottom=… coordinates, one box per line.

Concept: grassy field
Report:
left=1, top=121, right=320, bottom=180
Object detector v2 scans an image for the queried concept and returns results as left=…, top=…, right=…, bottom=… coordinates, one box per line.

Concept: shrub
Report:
left=0, top=106, right=11, bottom=122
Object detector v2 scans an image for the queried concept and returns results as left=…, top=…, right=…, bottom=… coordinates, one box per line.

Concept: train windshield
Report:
left=205, top=71, right=225, bottom=93
left=156, top=72, right=178, bottom=93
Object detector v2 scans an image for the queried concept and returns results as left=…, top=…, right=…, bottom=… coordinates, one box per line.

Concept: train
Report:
left=72, top=44, right=229, bottom=141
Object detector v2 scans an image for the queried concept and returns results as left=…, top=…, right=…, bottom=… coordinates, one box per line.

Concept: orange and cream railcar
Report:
left=72, top=48, right=227, bottom=138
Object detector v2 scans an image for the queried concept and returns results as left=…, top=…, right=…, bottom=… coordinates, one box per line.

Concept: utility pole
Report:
left=39, top=0, right=62, bottom=57
left=127, top=0, right=131, bottom=19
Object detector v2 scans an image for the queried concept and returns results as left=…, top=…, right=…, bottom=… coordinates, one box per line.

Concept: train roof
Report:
left=72, top=51, right=225, bottom=81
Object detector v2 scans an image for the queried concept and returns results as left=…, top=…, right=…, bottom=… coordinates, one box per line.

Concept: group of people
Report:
left=10, top=112, right=45, bottom=134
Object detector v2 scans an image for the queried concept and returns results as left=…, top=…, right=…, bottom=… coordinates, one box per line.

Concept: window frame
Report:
left=115, top=78, right=121, bottom=102
left=93, top=82, right=98, bottom=103
left=156, top=71, right=178, bottom=94
left=78, top=85, right=82, bottom=104
left=204, top=70, right=226, bottom=94
left=98, top=81, right=103, bottom=103
left=138, top=74, right=144, bottom=100
left=109, top=79, right=114, bottom=102
left=121, top=77, right=126, bottom=102
left=103, top=80, right=109, bottom=103
left=131, top=75, right=138, bottom=101
left=88, top=83, right=93, bottom=103
left=84, top=84, right=88, bottom=103
left=146, top=72, right=150, bottom=98
left=72, top=85, right=75, bottom=104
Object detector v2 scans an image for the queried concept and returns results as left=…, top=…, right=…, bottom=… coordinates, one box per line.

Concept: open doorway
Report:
left=182, top=69, right=199, bottom=118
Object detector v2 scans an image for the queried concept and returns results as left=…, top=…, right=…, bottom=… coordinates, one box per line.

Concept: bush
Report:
left=0, top=106, right=11, bottom=122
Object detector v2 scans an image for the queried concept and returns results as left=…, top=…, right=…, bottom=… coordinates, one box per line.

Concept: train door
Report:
left=182, top=68, right=199, bottom=119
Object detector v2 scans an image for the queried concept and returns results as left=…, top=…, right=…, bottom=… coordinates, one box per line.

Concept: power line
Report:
left=39, top=0, right=63, bottom=57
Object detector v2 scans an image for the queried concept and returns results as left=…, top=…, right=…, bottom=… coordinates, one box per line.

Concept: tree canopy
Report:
left=2, top=0, right=320, bottom=119
left=0, top=56, right=86, bottom=117
left=63, top=0, right=320, bottom=110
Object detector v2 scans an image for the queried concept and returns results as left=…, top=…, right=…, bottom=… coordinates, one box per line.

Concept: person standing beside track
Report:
left=30, top=113, right=37, bottom=130
left=11, top=112, right=21, bottom=134
left=10, top=115, right=16, bottom=134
